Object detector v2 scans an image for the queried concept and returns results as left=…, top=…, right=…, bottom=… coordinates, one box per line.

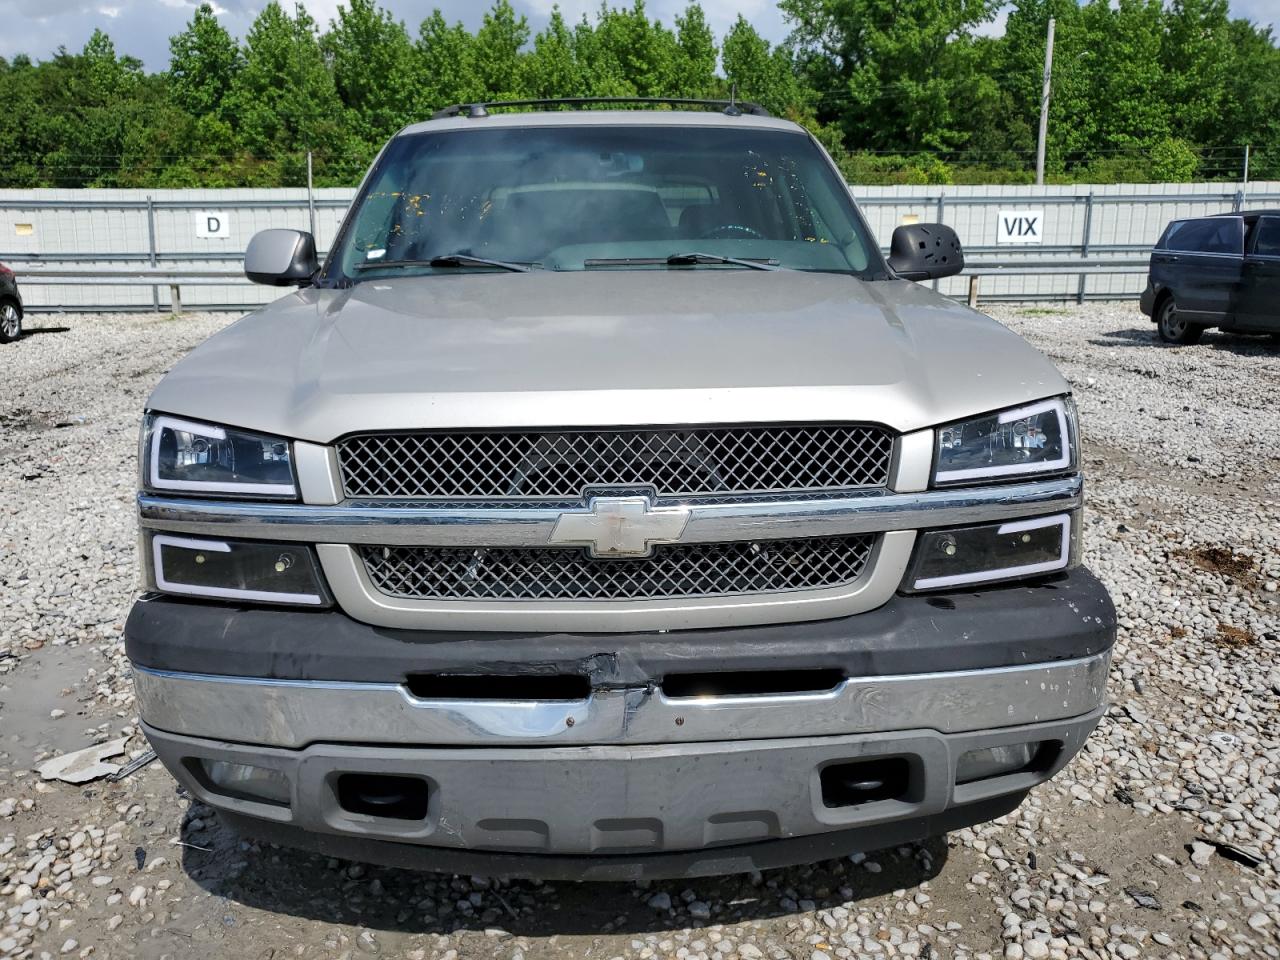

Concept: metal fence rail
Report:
left=3, top=183, right=1277, bottom=311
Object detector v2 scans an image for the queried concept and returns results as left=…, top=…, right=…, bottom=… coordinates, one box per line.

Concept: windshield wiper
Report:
left=355, top=254, right=534, bottom=273
left=584, top=253, right=783, bottom=272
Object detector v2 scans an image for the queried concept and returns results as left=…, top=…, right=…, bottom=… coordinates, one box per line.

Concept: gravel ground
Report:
left=1, top=305, right=1277, bottom=960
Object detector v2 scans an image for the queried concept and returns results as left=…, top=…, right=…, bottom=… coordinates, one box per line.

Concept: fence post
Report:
left=306, top=151, right=317, bottom=239
left=1242, top=144, right=1250, bottom=207
left=933, top=193, right=945, bottom=292
left=968, top=275, right=980, bottom=308
left=1077, top=192, right=1094, bottom=305
left=146, top=196, right=159, bottom=313
left=169, top=284, right=182, bottom=316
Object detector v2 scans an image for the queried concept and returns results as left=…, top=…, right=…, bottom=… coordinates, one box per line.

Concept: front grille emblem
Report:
left=548, top=496, right=691, bottom=558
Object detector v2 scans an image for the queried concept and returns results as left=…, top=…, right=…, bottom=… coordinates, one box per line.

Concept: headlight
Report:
left=144, top=414, right=296, bottom=497
left=905, top=512, right=1076, bottom=591
left=150, top=534, right=328, bottom=605
left=934, top=397, right=1075, bottom=485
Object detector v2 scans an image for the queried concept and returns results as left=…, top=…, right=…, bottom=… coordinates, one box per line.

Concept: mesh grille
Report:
left=337, top=425, right=894, bottom=500
left=359, top=535, right=876, bottom=602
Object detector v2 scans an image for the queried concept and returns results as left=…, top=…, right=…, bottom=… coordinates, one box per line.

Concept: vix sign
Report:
left=996, top=209, right=1044, bottom=245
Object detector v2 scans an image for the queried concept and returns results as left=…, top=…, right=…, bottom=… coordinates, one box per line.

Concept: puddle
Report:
left=0, top=644, right=98, bottom=763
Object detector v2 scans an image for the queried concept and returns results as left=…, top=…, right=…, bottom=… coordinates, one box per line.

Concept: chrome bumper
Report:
left=133, top=650, right=1110, bottom=750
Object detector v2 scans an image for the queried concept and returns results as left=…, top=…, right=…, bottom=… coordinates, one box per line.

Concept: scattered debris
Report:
left=168, top=839, right=213, bottom=853
left=35, top=737, right=128, bottom=784
left=1207, top=840, right=1265, bottom=871
left=106, top=749, right=158, bottom=782
left=1125, top=887, right=1161, bottom=910
left=1189, top=841, right=1215, bottom=867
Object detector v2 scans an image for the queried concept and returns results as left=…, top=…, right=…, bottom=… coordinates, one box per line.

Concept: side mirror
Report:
left=887, top=223, right=964, bottom=281
left=245, top=229, right=318, bottom=286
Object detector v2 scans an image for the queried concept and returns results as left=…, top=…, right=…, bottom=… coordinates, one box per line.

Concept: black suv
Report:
left=1140, top=211, right=1280, bottom=344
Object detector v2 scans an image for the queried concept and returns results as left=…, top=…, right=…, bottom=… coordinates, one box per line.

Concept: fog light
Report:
left=955, top=742, right=1040, bottom=784
left=907, top=512, right=1074, bottom=591
left=201, top=759, right=291, bottom=806
left=152, top=534, right=327, bottom=605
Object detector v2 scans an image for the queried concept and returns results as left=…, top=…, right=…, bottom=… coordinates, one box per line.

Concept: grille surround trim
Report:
left=360, top=534, right=878, bottom=603
left=318, top=532, right=914, bottom=632
left=336, top=424, right=895, bottom=501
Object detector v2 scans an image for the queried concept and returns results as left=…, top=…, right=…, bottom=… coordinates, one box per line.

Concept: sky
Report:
left=0, top=0, right=1275, bottom=71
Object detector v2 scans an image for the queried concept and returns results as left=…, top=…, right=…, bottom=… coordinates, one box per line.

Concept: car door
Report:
left=1156, top=216, right=1245, bottom=322
left=1239, top=216, right=1280, bottom=332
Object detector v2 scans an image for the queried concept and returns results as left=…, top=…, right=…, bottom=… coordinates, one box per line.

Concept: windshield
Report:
left=324, top=124, right=882, bottom=281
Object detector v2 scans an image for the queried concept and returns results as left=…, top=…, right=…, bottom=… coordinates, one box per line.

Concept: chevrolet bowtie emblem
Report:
left=549, top=496, right=691, bottom=558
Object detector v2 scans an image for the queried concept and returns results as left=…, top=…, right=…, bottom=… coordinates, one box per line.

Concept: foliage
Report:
left=0, top=0, right=1276, bottom=187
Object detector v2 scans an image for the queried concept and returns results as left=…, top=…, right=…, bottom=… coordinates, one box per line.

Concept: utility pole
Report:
left=306, top=151, right=317, bottom=238
left=1035, top=17, right=1056, bottom=186
left=1243, top=144, right=1251, bottom=206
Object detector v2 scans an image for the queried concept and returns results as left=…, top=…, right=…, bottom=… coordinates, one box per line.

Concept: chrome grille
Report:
left=337, top=425, right=894, bottom=500
left=360, top=535, right=877, bottom=602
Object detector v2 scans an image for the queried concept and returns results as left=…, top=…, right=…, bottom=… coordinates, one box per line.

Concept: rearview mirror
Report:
left=887, top=223, right=964, bottom=281
left=245, top=229, right=318, bottom=286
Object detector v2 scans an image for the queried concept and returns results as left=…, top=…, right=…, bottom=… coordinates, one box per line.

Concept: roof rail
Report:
left=430, top=97, right=771, bottom=121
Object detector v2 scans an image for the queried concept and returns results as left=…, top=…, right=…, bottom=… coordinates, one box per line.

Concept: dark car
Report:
left=1140, top=210, right=1280, bottom=344
left=0, top=262, right=22, bottom=343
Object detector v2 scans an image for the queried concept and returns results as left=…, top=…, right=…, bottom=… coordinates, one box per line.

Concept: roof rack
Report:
left=430, top=97, right=771, bottom=121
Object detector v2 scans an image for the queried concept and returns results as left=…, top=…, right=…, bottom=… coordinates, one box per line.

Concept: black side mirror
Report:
left=887, top=223, right=964, bottom=281
left=244, top=229, right=319, bottom=286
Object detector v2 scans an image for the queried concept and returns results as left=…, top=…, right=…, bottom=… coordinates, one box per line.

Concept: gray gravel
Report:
left=1, top=305, right=1278, bottom=959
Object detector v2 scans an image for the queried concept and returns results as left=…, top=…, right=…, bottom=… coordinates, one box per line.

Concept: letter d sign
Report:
left=195, top=211, right=232, bottom=240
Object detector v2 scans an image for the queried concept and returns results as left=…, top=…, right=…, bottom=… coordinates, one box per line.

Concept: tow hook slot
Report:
left=405, top=673, right=591, bottom=701
left=661, top=669, right=844, bottom=699
left=820, top=757, right=912, bottom=808
left=336, top=773, right=430, bottom=820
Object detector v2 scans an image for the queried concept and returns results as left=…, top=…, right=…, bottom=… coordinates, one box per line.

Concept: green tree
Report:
left=1001, top=0, right=1095, bottom=172
left=168, top=3, right=241, bottom=120
left=324, top=0, right=416, bottom=142
left=225, top=2, right=358, bottom=183
left=1079, top=0, right=1170, bottom=153
left=673, top=4, right=717, bottom=98
left=415, top=9, right=478, bottom=108
left=471, top=0, right=529, bottom=99
left=1161, top=0, right=1233, bottom=146
left=592, top=2, right=681, bottom=98
left=50, top=31, right=151, bottom=185
left=782, top=0, right=1001, bottom=151
left=523, top=8, right=583, bottom=100
left=570, top=12, right=634, bottom=97
left=721, top=16, right=801, bottom=115
left=1218, top=19, right=1280, bottom=179
left=2, top=0, right=1279, bottom=188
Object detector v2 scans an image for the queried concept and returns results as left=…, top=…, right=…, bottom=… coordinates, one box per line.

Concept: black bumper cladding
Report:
left=125, top=567, right=1115, bottom=683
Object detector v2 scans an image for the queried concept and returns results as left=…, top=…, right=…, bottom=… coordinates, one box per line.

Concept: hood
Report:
left=147, top=271, right=1068, bottom=443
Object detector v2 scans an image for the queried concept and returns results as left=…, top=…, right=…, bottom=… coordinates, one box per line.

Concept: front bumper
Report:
left=129, top=570, right=1113, bottom=877
left=145, top=706, right=1103, bottom=880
